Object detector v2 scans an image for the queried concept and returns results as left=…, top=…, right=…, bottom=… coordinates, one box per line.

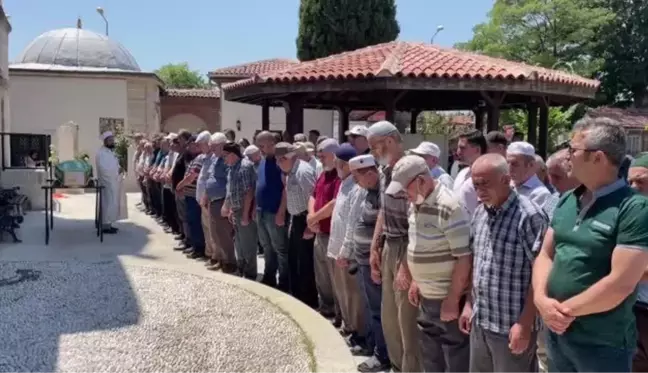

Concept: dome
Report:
left=14, top=28, right=141, bottom=72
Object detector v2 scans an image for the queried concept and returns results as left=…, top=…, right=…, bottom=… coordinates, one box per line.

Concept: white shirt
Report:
left=430, top=165, right=454, bottom=190
left=513, top=174, right=552, bottom=209
left=308, top=157, right=323, bottom=178
left=453, top=167, right=479, bottom=218
left=328, top=175, right=358, bottom=259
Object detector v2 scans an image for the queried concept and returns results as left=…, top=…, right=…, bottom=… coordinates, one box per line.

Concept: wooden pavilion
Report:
left=222, top=41, right=599, bottom=158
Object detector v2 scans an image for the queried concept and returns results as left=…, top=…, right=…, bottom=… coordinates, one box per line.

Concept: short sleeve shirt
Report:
left=312, top=169, right=341, bottom=234
left=547, top=179, right=648, bottom=348
left=226, top=158, right=257, bottom=211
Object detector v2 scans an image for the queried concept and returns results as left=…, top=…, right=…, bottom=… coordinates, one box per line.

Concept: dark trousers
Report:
left=162, top=188, right=179, bottom=233
left=634, top=305, right=648, bottom=372
left=547, top=329, right=632, bottom=372
left=138, top=177, right=148, bottom=208
left=184, top=196, right=205, bottom=255
left=418, top=296, right=469, bottom=372
left=150, top=182, right=163, bottom=217
left=358, top=264, right=389, bottom=363
left=288, top=212, right=318, bottom=308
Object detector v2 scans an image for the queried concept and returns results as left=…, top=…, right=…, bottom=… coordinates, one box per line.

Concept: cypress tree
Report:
left=296, top=0, right=400, bottom=61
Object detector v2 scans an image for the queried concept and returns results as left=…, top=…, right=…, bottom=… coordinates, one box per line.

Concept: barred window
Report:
left=8, top=134, right=49, bottom=168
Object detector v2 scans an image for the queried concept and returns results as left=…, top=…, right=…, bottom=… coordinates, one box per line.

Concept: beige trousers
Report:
left=201, top=206, right=216, bottom=259
left=331, top=260, right=365, bottom=334
left=381, top=238, right=420, bottom=372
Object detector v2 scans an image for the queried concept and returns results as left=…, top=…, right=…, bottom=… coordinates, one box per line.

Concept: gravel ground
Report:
left=0, top=261, right=312, bottom=372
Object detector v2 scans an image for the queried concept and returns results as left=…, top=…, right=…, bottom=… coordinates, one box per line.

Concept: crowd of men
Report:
left=130, top=118, right=648, bottom=373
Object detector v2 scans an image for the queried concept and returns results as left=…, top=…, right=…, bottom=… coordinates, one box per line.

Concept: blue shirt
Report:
left=205, top=156, right=229, bottom=201
left=256, top=156, right=284, bottom=213
left=196, top=154, right=215, bottom=202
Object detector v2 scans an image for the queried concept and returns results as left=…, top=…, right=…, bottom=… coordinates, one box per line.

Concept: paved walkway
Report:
left=0, top=193, right=353, bottom=372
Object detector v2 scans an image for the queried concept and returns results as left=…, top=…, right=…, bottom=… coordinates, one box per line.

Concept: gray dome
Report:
left=14, top=28, right=141, bottom=72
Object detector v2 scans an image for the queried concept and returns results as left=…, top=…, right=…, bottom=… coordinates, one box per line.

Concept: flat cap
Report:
left=275, top=142, right=296, bottom=157
left=317, top=138, right=339, bottom=153
left=243, top=145, right=260, bottom=156
left=507, top=141, right=536, bottom=157
left=345, top=125, right=369, bottom=137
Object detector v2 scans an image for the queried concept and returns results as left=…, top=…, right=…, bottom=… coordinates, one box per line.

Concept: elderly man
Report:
left=157, top=134, right=178, bottom=234
left=347, top=125, right=370, bottom=154
left=276, top=142, right=318, bottom=307
left=535, top=154, right=555, bottom=193
left=203, top=133, right=236, bottom=272
left=386, top=155, right=472, bottom=372
left=192, top=131, right=219, bottom=263
left=243, top=145, right=262, bottom=168
left=96, top=131, right=121, bottom=234
left=453, top=130, right=487, bottom=216
left=546, top=149, right=580, bottom=196
left=533, top=118, right=648, bottom=372
left=331, top=143, right=369, bottom=353
left=367, top=121, right=420, bottom=372
left=222, top=141, right=258, bottom=279
left=409, top=141, right=454, bottom=189
left=460, top=153, right=548, bottom=372
left=507, top=141, right=552, bottom=209
left=146, top=135, right=164, bottom=219
left=294, top=133, right=308, bottom=143
left=256, top=131, right=289, bottom=289
left=171, top=130, right=194, bottom=251
left=136, top=141, right=152, bottom=212
left=303, top=142, right=323, bottom=177
left=348, top=154, right=391, bottom=372
left=486, top=130, right=509, bottom=156
left=629, top=154, right=648, bottom=372
left=176, top=132, right=210, bottom=260
left=307, top=138, right=341, bottom=320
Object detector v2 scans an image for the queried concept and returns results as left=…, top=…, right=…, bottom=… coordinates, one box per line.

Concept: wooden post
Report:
left=410, top=109, right=421, bottom=134
left=527, top=101, right=538, bottom=148
left=261, top=101, right=270, bottom=131
left=338, top=107, right=350, bottom=143
left=487, top=106, right=501, bottom=132
left=283, top=98, right=304, bottom=137
left=480, top=91, right=506, bottom=132
left=538, top=98, right=549, bottom=159
left=474, top=107, right=486, bottom=132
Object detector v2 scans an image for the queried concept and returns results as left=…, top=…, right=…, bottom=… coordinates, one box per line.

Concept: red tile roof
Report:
left=585, top=107, right=648, bottom=129
left=165, top=88, right=220, bottom=98
left=208, top=58, right=298, bottom=79
left=224, top=41, right=599, bottom=91
left=448, top=115, right=475, bottom=126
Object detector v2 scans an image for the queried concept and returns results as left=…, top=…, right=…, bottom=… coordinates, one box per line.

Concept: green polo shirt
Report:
left=547, top=179, right=648, bottom=349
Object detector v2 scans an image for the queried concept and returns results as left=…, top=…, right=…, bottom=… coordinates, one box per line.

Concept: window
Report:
left=6, top=133, right=50, bottom=168
left=628, top=133, right=642, bottom=155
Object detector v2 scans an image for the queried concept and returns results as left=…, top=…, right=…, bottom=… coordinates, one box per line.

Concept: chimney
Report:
left=76, top=17, right=82, bottom=29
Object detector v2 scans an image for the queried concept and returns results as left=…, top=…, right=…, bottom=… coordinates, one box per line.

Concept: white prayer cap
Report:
left=244, top=145, right=260, bottom=156
left=349, top=154, right=376, bottom=171
left=507, top=141, right=536, bottom=157
left=367, top=121, right=398, bottom=140
left=345, top=125, right=369, bottom=138
left=165, top=132, right=178, bottom=140
left=210, top=132, right=227, bottom=144
left=196, top=130, right=212, bottom=144
left=409, top=142, right=441, bottom=158
left=100, top=131, right=113, bottom=141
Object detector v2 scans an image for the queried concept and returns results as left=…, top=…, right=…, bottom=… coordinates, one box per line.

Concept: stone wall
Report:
left=160, top=96, right=220, bottom=134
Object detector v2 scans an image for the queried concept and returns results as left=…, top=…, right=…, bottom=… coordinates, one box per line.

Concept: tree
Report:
left=296, top=0, right=400, bottom=61
left=155, top=63, right=206, bottom=89
left=596, top=0, right=648, bottom=107
left=456, top=0, right=613, bottom=77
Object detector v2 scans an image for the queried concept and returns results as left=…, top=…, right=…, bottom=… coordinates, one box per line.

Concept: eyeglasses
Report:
left=567, top=144, right=596, bottom=158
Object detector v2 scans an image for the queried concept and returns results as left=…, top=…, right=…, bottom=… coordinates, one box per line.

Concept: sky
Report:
left=4, top=0, right=493, bottom=76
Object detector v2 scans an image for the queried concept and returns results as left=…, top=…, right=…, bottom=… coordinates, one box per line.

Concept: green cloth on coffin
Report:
left=54, top=160, right=94, bottom=187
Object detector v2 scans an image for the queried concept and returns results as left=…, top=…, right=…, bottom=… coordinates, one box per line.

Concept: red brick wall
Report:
left=160, top=96, right=221, bottom=133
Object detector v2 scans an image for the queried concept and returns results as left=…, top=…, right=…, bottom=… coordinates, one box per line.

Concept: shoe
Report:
left=195, top=255, right=209, bottom=262
left=187, top=252, right=205, bottom=260
left=173, top=243, right=189, bottom=251
left=318, top=309, right=335, bottom=319
left=350, top=345, right=372, bottom=357
left=183, top=248, right=194, bottom=255
left=357, top=356, right=391, bottom=373
left=332, top=318, right=342, bottom=328
left=339, top=328, right=351, bottom=337
left=221, top=264, right=238, bottom=274
left=207, top=262, right=222, bottom=271
left=102, top=227, right=118, bottom=234
left=205, top=259, right=219, bottom=267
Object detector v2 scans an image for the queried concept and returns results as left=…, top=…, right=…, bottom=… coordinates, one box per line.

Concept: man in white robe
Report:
left=96, top=131, right=121, bottom=234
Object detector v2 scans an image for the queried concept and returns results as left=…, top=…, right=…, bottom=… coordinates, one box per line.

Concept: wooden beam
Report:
left=261, top=101, right=270, bottom=131
left=338, top=107, right=350, bottom=143
left=538, top=97, right=549, bottom=159
left=482, top=91, right=506, bottom=132
left=410, top=109, right=421, bottom=134
left=474, top=106, right=486, bottom=132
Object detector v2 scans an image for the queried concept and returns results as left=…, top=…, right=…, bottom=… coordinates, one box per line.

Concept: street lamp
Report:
left=96, top=7, right=108, bottom=36
left=431, top=25, right=444, bottom=44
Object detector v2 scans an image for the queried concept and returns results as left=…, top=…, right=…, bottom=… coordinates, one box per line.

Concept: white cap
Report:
left=507, top=141, right=536, bottom=157
left=244, top=145, right=260, bottom=156
left=367, top=121, right=398, bottom=140
left=100, top=131, right=113, bottom=141
left=165, top=132, right=178, bottom=140
left=346, top=125, right=369, bottom=137
left=196, top=130, right=212, bottom=144
left=349, top=154, right=376, bottom=171
left=409, top=142, right=441, bottom=158
left=210, top=132, right=227, bottom=144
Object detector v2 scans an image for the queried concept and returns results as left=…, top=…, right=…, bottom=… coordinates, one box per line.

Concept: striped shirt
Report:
left=338, top=184, right=368, bottom=259
left=471, top=191, right=548, bottom=335
left=381, top=166, right=409, bottom=238
left=226, top=158, right=256, bottom=211
left=328, top=175, right=358, bottom=258
left=407, top=183, right=471, bottom=299
left=285, top=159, right=316, bottom=215
left=353, top=182, right=381, bottom=265
left=184, top=155, right=204, bottom=198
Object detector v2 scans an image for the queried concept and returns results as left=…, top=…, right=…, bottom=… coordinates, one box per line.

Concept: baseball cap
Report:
left=345, top=125, right=369, bottom=137
left=317, top=138, right=339, bottom=153
left=507, top=141, right=536, bottom=157
left=303, top=142, right=316, bottom=152
left=349, top=154, right=376, bottom=171
left=275, top=142, right=296, bottom=158
left=335, top=143, right=358, bottom=162
left=165, top=132, right=178, bottom=140
left=385, top=155, right=429, bottom=196
left=409, top=142, right=441, bottom=158
left=367, top=121, right=398, bottom=140
left=210, top=132, right=227, bottom=144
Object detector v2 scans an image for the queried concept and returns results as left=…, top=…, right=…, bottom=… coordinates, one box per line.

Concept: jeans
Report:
left=184, top=196, right=205, bottom=255
left=546, top=330, right=633, bottom=372
left=256, top=210, right=288, bottom=289
left=358, top=264, right=389, bottom=364
left=288, top=212, right=318, bottom=308
left=233, top=209, right=258, bottom=279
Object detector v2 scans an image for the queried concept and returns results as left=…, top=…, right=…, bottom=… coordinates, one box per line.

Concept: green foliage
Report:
left=155, top=63, right=206, bottom=89
left=456, top=0, right=613, bottom=78
left=296, top=0, right=400, bottom=61
left=112, top=126, right=130, bottom=173
left=596, top=0, right=648, bottom=107
left=416, top=112, right=472, bottom=138
left=74, top=151, right=90, bottom=162
left=48, top=144, right=59, bottom=165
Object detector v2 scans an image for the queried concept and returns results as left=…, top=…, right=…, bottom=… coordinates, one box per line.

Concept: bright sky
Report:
left=5, top=0, right=493, bottom=75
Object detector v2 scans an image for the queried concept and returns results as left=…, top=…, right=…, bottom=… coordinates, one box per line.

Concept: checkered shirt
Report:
left=543, top=191, right=560, bottom=220
left=285, top=159, right=316, bottom=215
left=226, top=158, right=256, bottom=211
left=471, top=191, right=548, bottom=335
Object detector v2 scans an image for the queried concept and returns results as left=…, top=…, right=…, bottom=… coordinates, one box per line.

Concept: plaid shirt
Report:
left=471, top=191, right=548, bottom=335
left=226, top=158, right=256, bottom=211
left=285, top=159, right=316, bottom=215
left=543, top=191, right=561, bottom=219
